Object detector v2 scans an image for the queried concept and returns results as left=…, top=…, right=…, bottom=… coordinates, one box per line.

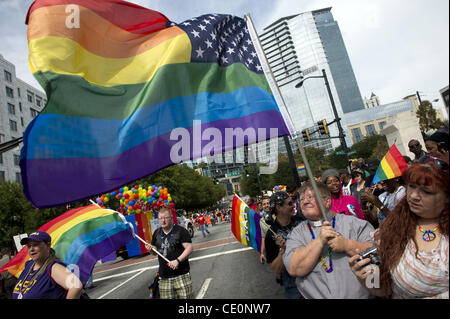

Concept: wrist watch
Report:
left=379, top=204, right=386, bottom=210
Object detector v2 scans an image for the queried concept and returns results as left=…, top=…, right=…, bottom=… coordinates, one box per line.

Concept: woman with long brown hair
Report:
left=349, top=159, right=449, bottom=298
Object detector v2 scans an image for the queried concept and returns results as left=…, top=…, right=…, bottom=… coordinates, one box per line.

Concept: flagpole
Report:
left=89, top=200, right=170, bottom=263
left=245, top=14, right=329, bottom=222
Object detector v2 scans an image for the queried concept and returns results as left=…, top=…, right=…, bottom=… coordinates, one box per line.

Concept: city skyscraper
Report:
left=259, top=7, right=365, bottom=153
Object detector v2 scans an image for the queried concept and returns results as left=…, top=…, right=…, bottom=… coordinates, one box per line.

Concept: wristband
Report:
left=379, top=205, right=386, bottom=210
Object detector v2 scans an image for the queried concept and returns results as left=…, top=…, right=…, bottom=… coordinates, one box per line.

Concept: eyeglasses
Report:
left=417, top=155, right=449, bottom=171
left=408, top=143, right=420, bottom=148
left=158, top=217, right=172, bottom=221
left=300, top=195, right=316, bottom=202
left=287, top=201, right=294, bottom=206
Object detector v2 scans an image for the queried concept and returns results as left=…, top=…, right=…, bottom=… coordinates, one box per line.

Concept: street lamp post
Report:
left=296, top=69, right=351, bottom=169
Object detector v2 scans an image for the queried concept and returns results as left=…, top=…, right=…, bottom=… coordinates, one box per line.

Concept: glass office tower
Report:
left=259, top=7, right=364, bottom=153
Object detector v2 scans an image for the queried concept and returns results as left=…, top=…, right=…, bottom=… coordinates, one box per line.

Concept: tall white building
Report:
left=259, top=7, right=365, bottom=154
left=0, top=54, right=46, bottom=183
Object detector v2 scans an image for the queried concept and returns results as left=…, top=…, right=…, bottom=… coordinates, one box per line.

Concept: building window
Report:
left=6, top=86, right=14, bottom=98
left=365, top=124, right=377, bottom=136
left=351, top=128, right=363, bottom=143
left=27, top=92, right=34, bottom=103
left=19, top=102, right=22, bottom=112
left=0, top=153, right=3, bottom=165
left=8, top=103, right=15, bottom=115
left=16, top=172, right=22, bottom=184
left=13, top=154, right=20, bottom=166
left=4, top=70, right=12, bottom=82
left=21, top=117, right=24, bottom=127
left=379, top=121, right=387, bottom=130
left=0, top=171, right=5, bottom=181
left=30, top=108, right=38, bottom=118
left=17, top=87, right=21, bottom=97
left=36, top=97, right=42, bottom=107
left=0, top=133, right=5, bottom=143
left=9, top=120, right=18, bottom=132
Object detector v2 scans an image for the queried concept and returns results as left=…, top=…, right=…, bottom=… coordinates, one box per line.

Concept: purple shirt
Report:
left=331, top=193, right=365, bottom=220
left=12, top=260, right=68, bottom=299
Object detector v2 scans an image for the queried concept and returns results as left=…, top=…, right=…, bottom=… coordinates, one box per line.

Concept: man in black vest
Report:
left=146, top=207, right=193, bottom=299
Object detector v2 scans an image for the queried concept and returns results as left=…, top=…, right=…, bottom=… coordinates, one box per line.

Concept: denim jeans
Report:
left=281, top=268, right=301, bottom=299
left=200, top=224, right=209, bottom=237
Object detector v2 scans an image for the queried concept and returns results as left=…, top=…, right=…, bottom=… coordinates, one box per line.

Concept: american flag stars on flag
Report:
left=177, top=14, right=263, bottom=73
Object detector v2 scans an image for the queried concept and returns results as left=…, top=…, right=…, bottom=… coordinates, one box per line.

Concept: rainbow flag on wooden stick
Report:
left=21, top=0, right=292, bottom=208
left=231, top=195, right=262, bottom=253
left=371, top=144, right=408, bottom=185
left=0, top=205, right=134, bottom=285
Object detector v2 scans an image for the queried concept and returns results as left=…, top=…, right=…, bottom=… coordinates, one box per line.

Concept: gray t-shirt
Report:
left=283, top=213, right=375, bottom=299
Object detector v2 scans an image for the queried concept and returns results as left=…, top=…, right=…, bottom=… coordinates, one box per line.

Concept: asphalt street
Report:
left=88, top=222, right=285, bottom=299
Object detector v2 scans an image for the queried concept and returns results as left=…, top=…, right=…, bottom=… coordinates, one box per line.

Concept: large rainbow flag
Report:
left=231, top=195, right=262, bottom=253
left=0, top=205, right=134, bottom=285
left=371, top=144, right=408, bottom=185
left=21, top=0, right=292, bottom=208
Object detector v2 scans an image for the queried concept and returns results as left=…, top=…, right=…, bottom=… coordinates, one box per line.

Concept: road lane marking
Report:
left=93, top=238, right=238, bottom=276
left=196, top=278, right=213, bottom=299
left=97, top=269, right=147, bottom=299
left=94, top=246, right=253, bottom=282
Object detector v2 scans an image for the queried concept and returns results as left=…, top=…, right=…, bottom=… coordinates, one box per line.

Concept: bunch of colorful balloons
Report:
left=95, top=185, right=175, bottom=215
left=273, top=185, right=286, bottom=192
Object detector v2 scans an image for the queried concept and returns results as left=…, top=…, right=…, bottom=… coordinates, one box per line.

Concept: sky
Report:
left=0, top=0, right=448, bottom=116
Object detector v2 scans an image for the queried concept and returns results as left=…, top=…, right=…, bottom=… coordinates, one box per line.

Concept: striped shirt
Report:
left=391, top=235, right=449, bottom=299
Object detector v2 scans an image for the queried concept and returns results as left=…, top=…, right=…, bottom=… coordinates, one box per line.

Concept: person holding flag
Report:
left=11, top=231, right=82, bottom=299
left=283, top=182, right=375, bottom=299
left=361, top=144, right=408, bottom=225
left=265, top=191, right=303, bottom=299
left=145, top=208, right=193, bottom=299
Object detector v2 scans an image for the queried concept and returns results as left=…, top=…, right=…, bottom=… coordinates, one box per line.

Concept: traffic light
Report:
left=317, top=120, right=328, bottom=135
left=213, top=177, right=219, bottom=185
left=245, top=169, right=250, bottom=177
left=301, top=129, right=310, bottom=142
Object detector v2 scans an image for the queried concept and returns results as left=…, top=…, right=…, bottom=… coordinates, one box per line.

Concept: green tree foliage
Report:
left=135, top=164, right=226, bottom=210
left=416, top=100, right=442, bottom=132
left=350, top=134, right=388, bottom=161
left=0, top=181, right=72, bottom=253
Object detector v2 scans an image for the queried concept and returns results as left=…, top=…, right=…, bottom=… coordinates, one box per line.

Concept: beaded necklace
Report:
left=418, top=225, right=439, bottom=242
left=307, top=212, right=336, bottom=273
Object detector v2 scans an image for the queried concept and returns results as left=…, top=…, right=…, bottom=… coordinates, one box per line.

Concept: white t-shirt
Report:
left=378, top=186, right=406, bottom=211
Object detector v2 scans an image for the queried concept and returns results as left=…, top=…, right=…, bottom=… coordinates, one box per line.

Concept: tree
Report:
left=350, top=134, right=388, bottom=161
left=0, top=181, right=72, bottom=253
left=135, top=164, right=226, bottom=210
left=416, top=100, right=442, bottom=132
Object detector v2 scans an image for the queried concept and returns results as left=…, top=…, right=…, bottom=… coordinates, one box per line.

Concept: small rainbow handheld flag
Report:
left=231, top=195, right=262, bottom=253
left=371, top=144, right=408, bottom=185
left=297, top=163, right=305, bottom=172
left=0, top=205, right=134, bottom=285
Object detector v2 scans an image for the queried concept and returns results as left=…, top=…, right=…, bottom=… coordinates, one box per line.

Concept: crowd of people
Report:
left=256, top=131, right=448, bottom=299
left=1, top=130, right=448, bottom=299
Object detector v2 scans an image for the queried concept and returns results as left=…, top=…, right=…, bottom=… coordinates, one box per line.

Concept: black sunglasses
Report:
left=417, top=155, right=449, bottom=171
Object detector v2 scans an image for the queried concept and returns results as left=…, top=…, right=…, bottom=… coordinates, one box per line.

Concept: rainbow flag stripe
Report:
left=297, top=164, right=305, bottom=172
left=231, top=195, right=262, bottom=253
left=0, top=205, right=134, bottom=285
left=21, top=0, right=290, bottom=208
left=371, top=144, right=408, bottom=185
